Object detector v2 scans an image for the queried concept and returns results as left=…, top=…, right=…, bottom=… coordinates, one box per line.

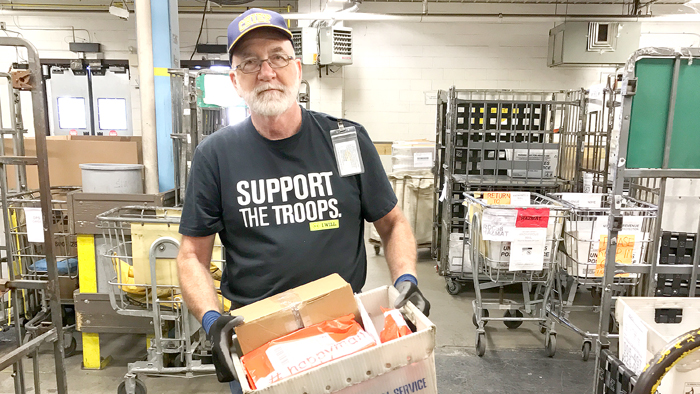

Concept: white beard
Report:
left=243, top=78, right=301, bottom=117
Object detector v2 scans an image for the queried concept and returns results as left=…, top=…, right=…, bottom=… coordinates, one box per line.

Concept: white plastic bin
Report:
left=448, top=232, right=471, bottom=274
left=616, top=297, right=700, bottom=393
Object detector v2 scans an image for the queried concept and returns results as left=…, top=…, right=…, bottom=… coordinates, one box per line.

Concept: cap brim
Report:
left=228, top=25, right=294, bottom=63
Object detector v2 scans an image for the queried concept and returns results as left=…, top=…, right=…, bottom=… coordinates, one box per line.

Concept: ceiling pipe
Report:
left=280, top=12, right=653, bottom=22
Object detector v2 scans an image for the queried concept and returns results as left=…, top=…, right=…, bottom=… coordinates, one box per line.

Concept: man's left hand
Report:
left=394, top=275, right=430, bottom=317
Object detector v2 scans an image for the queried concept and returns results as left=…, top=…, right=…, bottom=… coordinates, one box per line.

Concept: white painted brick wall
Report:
left=0, top=12, right=697, bottom=142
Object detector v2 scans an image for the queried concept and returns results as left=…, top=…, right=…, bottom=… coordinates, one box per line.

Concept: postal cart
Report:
left=547, top=192, right=657, bottom=361
left=464, top=191, right=568, bottom=357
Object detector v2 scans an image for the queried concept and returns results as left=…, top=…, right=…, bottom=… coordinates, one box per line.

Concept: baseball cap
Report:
left=227, top=8, right=293, bottom=63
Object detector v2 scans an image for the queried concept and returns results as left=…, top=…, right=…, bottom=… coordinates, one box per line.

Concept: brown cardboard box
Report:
left=4, top=136, right=141, bottom=189
left=232, top=274, right=360, bottom=355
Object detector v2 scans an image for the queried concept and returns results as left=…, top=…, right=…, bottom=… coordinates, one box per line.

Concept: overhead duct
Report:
left=547, top=21, right=642, bottom=67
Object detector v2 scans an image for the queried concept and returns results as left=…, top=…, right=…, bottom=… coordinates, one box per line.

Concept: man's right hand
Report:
left=208, top=314, right=245, bottom=382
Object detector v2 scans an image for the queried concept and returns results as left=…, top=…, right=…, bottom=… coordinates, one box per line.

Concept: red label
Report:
left=109, top=130, right=118, bottom=136
left=516, top=208, right=549, bottom=228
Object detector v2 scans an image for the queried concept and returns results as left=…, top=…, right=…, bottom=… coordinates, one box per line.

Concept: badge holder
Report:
left=330, top=121, right=364, bottom=177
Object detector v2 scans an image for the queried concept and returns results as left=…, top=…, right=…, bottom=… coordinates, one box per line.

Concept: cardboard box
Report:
left=233, top=285, right=437, bottom=394
left=4, top=136, right=141, bottom=189
left=232, top=274, right=360, bottom=355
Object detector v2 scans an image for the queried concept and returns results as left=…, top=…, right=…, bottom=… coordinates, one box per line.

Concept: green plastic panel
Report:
left=627, top=57, right=700, bottom=169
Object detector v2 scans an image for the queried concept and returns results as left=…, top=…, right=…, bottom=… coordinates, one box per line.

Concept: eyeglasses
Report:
left=233, top=54, right=294, bottom=74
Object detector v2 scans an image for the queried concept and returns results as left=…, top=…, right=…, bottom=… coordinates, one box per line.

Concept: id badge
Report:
left=330, top=121, right=364, bottom=177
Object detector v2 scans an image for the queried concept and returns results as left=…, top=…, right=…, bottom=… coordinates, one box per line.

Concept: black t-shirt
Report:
left=179, top=107, right=397, bottom=306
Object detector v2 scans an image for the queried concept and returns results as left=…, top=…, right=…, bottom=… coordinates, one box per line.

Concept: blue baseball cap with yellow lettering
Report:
left=227, top=8, right=293, bottom=63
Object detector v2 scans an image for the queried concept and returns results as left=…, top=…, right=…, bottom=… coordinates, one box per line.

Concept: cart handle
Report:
left=96, top=205, right=182, bottom=224
left=631, top=327, right=700, bottom=394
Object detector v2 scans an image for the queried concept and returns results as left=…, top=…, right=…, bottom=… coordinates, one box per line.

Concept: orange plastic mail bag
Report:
left=379, top=307, right=412, bottom=343
left=240, top=314, right=376, bottom=389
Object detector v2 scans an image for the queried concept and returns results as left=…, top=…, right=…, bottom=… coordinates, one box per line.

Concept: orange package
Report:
left=379, top=307, right=412, bottom=343
left=240, top=314, right=376, bottom=390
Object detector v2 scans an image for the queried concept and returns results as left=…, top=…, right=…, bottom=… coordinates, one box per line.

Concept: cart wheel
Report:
left=545, top=334, right=557, bottom=358
left=503, top=310, right=523, bottom=329
left=65, top=336, right=77, bottom=358
left=581, top=341, right=592, bottom=361
left=117, top=378, right=147, bottom=394
left=445, top=278, right=461, bottom=295
left=475, top=333, right=486, bottom=357
left=471, top=309, right=489, bottom=328
left=373, top=245, right=381, bottom=255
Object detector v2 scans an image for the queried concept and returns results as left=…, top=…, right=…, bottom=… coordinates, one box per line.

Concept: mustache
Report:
left=253, top=83, right=287, bottom=95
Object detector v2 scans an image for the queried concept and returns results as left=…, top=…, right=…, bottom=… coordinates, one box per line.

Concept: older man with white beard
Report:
left=175, top=9, right=431, bottom=393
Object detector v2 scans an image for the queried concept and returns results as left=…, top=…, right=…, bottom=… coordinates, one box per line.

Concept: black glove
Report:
left=394, top=281, right=431, bottom=317
left=208, top=314, right=245, bottom=382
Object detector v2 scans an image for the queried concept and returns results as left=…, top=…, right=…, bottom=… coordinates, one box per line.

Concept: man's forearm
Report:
left=379, top=214, right=417, bottom=282
left=178, top=255, right=222, bottom=322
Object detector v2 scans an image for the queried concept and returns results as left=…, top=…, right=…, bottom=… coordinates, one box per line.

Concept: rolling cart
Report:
left=547, top=192, right=657, bottom=361
left=5, top=187, right=82, bottom=357
left=464, top=191, right=568, bottom=357
left=98, top=206, right=228, bottom=394
left=434, top=88, right=584, bottom=295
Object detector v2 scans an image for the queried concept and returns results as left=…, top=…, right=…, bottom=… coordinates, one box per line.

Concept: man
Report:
left=176, top=8, right=430, bottom=393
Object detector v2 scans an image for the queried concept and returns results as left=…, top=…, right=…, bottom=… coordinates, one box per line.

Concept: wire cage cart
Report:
left=0, top=36, right=68, bottom=394
left=169, top=69, right=249, bottom=206
left=434, top=87, right=585, bottom=295
left=546, top=193, right=657, bottom=361
left=593, top=47, right=700, bottom=394
left=5, top=187, right=81, bottom=356
left=464, top=191, right=569, bottom=357
left=97, top=206, right=229, bottom=394
left=579, top=77, right=620, bottom=194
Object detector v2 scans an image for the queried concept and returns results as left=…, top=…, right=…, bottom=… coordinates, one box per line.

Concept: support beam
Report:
left=135, top=0, right=159, bottom=194
left=151, top=0, right=180, bottom=192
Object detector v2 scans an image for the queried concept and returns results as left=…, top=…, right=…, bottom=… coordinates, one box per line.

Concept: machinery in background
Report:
left=44, top=59, right=133, bottom=136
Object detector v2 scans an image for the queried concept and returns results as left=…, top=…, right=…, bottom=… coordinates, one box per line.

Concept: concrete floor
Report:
left=0, top=244, right=600, bottom=393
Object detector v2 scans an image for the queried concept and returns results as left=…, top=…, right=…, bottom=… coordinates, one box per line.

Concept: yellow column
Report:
left=78, top=234, right=110, bottom=369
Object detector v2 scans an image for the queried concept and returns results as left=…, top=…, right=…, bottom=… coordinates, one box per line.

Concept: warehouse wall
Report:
left=0, top=12, right=138, bottom=136
left=0, top=11, right=698, bottom=142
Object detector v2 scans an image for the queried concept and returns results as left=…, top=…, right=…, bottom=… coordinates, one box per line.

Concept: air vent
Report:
left=290, top=27, right=318, bottom=65
left=319, top=27, right=353, bottom=66
left=587, top=22, right=619, bottom=52
left=333, top=30, right=352, bottom=56
left=291, top=30, right=303, bottom=58
left=547, top=22, right=640, bottom=67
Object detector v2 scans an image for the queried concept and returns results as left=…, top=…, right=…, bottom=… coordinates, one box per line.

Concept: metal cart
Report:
left=5, top=187, right=81, bottom=357
left=434, top=88, right=585, bottom=295
left=593, top=47, right=700, bottom=393
left=0, top=36, right=68, bottom=394
left=98, top=206, right=227, bottom=394
left=169, top=69, right=249, bottom=206
left=547, top=192, right=657, bottom=361
left=464, top=191, right=568, bottom=357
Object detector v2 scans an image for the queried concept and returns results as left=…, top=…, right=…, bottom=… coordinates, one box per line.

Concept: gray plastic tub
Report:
left=79, top=163, right=144, bottom=194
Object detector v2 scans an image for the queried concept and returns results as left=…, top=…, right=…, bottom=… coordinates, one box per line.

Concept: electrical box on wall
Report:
left=548, top=22, right=641, bottom=67
left=291, top=27, right=318, bottom=65
left=319, top=26, right=352, bottom=66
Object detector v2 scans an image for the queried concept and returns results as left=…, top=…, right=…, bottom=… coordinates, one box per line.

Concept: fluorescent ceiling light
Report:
left=109, top=5, right=129, bottom=20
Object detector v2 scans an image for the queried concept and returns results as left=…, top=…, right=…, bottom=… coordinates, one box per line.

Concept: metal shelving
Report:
left=0, top=37, right=68, bottom=394
left=593, top=47, right=700, bottom=393
left=433, top=87, right=585, bottom=293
